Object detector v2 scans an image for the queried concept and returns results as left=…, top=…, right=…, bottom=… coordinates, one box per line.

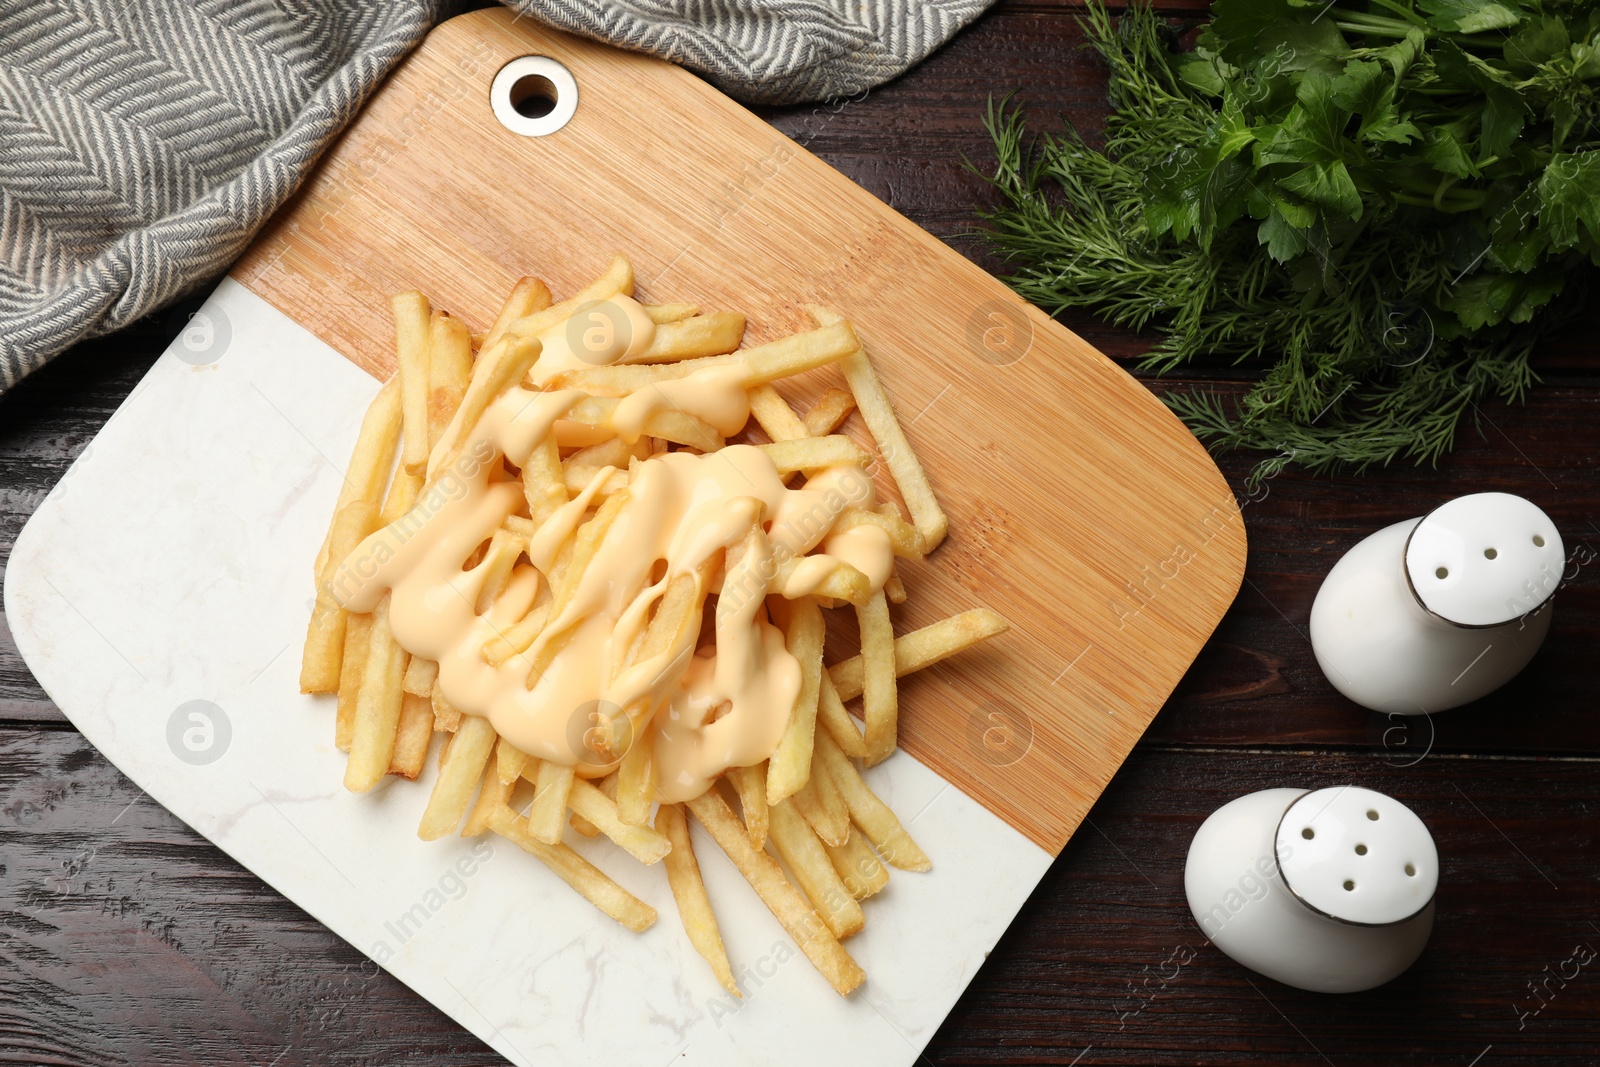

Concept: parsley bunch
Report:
left=980, top=0, right=1600, bottom=480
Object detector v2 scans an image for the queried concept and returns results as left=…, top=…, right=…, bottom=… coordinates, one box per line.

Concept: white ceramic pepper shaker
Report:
left=1185, top=786, right=1438, bottom=993
left=1309, top=492, right=1563, bottom=714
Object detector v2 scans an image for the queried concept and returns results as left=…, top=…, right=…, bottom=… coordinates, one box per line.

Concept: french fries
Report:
left=303, top=261, right=1009, bottom=1000
left=768, top=798, right=864, bottom=939
left=688, top=790, right=864, bottom=995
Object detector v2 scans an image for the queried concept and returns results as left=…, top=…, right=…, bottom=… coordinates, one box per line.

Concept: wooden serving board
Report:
left=235, top=7, right=1244, bottom=854
left=5, top=9, right=1243, bottom=1065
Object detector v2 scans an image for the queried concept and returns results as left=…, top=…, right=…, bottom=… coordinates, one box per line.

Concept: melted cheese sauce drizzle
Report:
left=333, top=295, right=892, bottom=802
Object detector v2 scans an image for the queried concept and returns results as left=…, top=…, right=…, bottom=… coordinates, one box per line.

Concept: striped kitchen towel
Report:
left=0, top=0, right=991, bottom=393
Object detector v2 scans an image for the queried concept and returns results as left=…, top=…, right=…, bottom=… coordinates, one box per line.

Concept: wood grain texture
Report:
left=3, top=729, right=1596, bottom=1065
left=1, top=0, right=1598, bottom=1063
left=228, top=7, right=1245, bottom=854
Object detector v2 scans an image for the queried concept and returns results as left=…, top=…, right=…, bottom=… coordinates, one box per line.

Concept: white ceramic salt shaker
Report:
left=1185, top=786, right=1437, bottom=993
left=1309, top=492, right=1563, bottom=714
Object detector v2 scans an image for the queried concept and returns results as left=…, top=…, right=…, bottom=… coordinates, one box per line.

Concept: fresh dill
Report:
left=978, top=0, right=1600, bottom=481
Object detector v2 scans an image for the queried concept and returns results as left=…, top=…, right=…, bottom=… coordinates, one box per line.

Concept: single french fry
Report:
left=379, top=470, right=422, bottom=526
left=565, top=395, right=723, bottom=451
left=489, top=807, right=656, bottom=932
left=825, top=828, right=890, bottom=900
left=545, top=321, right=859, bottom=395
left=836, top=506, right=924, bottom=559
left=344, top=598, right=408, bottom=792
left=560, top=464, right=630, bottom=497
left=883, top=571, right=907, bottom=604
left=686, top=790, right=864, bottom=995
left=462, top=761, right=513, bottom=837
left=483, top=277, right=553, bottom=356
left=401, top=656, right=438, bottom=697
left=417, top=714, right=497, bottom=840
left=657, top=803, right=737, bottom=995
left=809, top=305, right=947, bottom=549
left=302, top=499, right=379, bottom=693
left=729, top=762, right=769, bottom=849
left=644, top=302, right=700, bottom=324
left=615, top=735, right=655, bottom=828
left=768, top=597, right=823, bottom=803
left=625, top=312, right=745, bottom=364
left=388, top=692, right=434, bottom=779
left=567, top=778, right=671, bottom=863
left=393, top=291, right=432, bottom=475
left=795, top=747, right=850, bottom=847
left=830, top=608, right=1010, bottom=702
left=472, top=529, right=523, bottom=614
left=496, top=738, right=530, bottom=785
left=482, top=590, right=553, bottom=669
left=815, top=730, right=930, bottom=872
left=747, top=383, right=809, bottom=442
left=527, top=760, right=576, bottom=845
left=334, top=612, right=372, bottom=752
left=856, top=590, right=898, bottom=766
left=428, top=332, right=543, bottom=481
left=522, top=434, right=567, bottom=527
left=803, top=387, right=857, bottom=437
left=769, top=799, right=865, bottom=940
left=774, top=556, right=871, bottom=605
left=816, top=673, right=868, bottom=759
left=570, top=811, right=602, bottom=837
left=758, top=436, right=871, bottom=475
left=314, top=377, right=400, bottom=579
left=430, top=679, right=462, bottom=733
left=427, top=311, right=472, bottom=450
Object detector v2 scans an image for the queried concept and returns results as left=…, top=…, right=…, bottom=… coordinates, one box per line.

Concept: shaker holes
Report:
left=1343, top=880, right=1356, bottom=891
left=1301, top=827, right=1315, bottom=839
left=1533, top=534, right=1546, bottom=547
left=1405, top=863, right=1416, bottom=877
left=1354, top=844, right=1368, bottom=855
left=1484, top=547, right=1498, bottom=559
left=1366, top=809, right=1380, bottom=820
left=1435, top=567, right=1448, bottom=579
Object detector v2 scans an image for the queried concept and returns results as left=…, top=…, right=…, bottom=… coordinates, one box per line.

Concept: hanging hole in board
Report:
left=491, top=56, right=579, bottom=137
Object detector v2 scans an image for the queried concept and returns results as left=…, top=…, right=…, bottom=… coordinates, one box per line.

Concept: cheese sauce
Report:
left=332, top=295, right=891, bottom=802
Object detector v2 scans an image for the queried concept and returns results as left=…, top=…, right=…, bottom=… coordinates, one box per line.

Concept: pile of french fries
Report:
left=299, top=255, right=1008, bottom=996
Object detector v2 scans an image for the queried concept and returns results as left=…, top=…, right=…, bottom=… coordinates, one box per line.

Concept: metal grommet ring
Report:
left=490, top=56, right=578, bottom=137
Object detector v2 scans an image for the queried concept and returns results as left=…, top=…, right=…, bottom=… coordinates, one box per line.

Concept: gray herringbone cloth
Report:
left=0, top=0, right=991, bottom=394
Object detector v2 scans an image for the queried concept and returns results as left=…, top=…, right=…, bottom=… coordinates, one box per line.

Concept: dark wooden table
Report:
left=3, top=3, right=1597, bottom=1064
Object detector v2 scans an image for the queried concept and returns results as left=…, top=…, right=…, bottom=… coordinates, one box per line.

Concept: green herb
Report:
left=978, top=0, right=1600, bottom=481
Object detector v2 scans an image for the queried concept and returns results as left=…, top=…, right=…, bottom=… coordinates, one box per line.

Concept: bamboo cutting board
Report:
left=236, top=8, right=1245, bottom=853
left=5, top=9, right=1244, bottom=1065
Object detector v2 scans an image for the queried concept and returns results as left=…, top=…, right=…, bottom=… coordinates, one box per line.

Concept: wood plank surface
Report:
left=0, top=1, right=1596, bottom=1064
